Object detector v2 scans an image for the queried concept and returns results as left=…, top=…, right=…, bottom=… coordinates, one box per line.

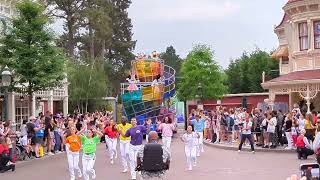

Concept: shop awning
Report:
left=271, top=45, right=289, bottom=60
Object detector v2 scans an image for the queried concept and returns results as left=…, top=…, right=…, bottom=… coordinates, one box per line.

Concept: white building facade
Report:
left=0, top=0, right=68, bottom=128
left=262, top=0, right=320, bottom=113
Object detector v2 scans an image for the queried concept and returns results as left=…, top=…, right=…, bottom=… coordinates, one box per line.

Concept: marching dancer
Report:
left=65, top=127, right=82, bottom=180
left=104, top=119, right=118, bottom=165
left=181, top=125, right=200, bottom=171
left=122, top=117, right=147, bottom=180
left=117, top=117, right=132, bottom=173
left=158, top=116, right=175, bottom=152
left=190, top=114, right=205, bottom=156
left=79, top=127, right=103, bottom=180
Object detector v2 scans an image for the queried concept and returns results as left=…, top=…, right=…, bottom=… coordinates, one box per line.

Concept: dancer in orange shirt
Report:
left=65, top=127, right=82, bottom=180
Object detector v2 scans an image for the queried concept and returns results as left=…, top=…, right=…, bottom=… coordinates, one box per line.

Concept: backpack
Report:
left=141, top=144, right=166, bottom=172
left=228, top=116, right=235, bottom=127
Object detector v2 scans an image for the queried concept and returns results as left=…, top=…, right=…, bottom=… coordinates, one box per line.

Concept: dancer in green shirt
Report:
left=78, top=127, right=103, bottom=180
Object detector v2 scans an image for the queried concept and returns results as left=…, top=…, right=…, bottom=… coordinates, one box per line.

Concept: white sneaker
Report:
left=188, top=167, right=192, bottom=171
left=92, top=171, right=96, bottom=179
left=238, top=150, right=241, bottom=153
left=110, top=160, right=114, bottom=165
left=78, top=171, right=82, bottom=178
left=196, top=153, right=200, bottom=157
left=122, top=169, right=128, bottom=173
left=252, top=151, right=255, bottom=154
left=48, top=152, right=54, bottom=156
left=131, top=175, right=136, bottom=180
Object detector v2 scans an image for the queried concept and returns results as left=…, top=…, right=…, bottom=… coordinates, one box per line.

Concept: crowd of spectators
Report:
left=189, top=104, right=320, bottom=159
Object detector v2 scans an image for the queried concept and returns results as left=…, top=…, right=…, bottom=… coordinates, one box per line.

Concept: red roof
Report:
left=269, top=69, right=320, bottom=82
left=286, top=0, right=304, bottom=5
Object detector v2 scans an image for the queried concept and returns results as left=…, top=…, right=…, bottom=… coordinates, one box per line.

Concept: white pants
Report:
left=67, top=151, right=81, bottom=180
left=129, top=144, right=142, bottom=179
left=106, top=136, right=118, bottom=160
left=120, top=140, right=130, bottom=170
left=82, top=154, right=96, bottom=180
left=162, top=136, right=172, bottom=151
left=185, top=146, right=197, bottom=170
left=196, top=132, right=204, bottom=155
left=285, top=132, right=293, bottom=149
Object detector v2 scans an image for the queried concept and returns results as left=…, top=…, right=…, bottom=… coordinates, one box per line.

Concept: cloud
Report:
left=129, top=0, right=241, bottom=22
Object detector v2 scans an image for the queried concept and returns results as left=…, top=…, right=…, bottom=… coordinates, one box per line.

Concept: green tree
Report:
left=225, top=59, right=242, bottom=94
left=160, top=46, right=183, bottom=76
left=0, top=0, right=66, bottom=114
left=247, top=49, right=278, bottom=92
left=43, top=0, right=84, bottom=58
left=68, top=61, right=108, bottom=113
left=225, top=49, right=279, bottom=93
left=105, top=0, right=135, bottom=96
left=177, top=44, right=226, bottom=101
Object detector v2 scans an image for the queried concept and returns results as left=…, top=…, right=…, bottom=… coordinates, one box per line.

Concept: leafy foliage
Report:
left=0, top=0, right=66, bottom=95
left=177, top=44, right=226, bottom=101
left=160, top=46, right=183, bottom=76
left=225, top=49, right=279, bottom=93
left=68, top=60, right=108, bottom=112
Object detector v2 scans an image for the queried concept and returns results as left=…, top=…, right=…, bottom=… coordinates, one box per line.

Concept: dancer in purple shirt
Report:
left=122, top=117, right=147, bottom=180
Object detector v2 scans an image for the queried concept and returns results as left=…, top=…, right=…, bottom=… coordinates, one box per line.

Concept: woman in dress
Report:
left=126, top=74, right=139, bottom=91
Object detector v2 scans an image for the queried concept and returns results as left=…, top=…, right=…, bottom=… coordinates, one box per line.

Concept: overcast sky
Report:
left=128, top=0, right=288, bottom=68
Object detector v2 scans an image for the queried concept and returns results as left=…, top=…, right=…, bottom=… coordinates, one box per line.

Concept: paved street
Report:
left=1, top=135, right=313, bottom=180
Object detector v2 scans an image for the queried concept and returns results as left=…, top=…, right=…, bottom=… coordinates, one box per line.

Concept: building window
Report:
left=299, top=22, right=308, bottom=50
left=282, top=56, right=289, bottom=64
left=314, top=21, right=320, bottom=49
left=15, top=100, right=29, bottom=130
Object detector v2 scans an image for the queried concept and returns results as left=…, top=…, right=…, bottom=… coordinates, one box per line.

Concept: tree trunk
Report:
left=67, top=19, right=75, bottom=58
left=101, top=39, right=106, bottom=59
left=85, top=18, right=96, bottom=113
left=28, top=86, right=33, bottom=118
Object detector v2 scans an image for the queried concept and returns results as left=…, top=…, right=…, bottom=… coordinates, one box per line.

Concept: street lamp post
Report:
left=196, top=82, right=203, bottom=110
left=1, top=66, right=12, bottom=121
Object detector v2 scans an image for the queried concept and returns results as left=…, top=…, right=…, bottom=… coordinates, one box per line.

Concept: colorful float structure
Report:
left=120, top=52, right=176, bottom=124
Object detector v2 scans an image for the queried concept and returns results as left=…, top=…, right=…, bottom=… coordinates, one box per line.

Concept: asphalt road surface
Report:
left=1, top=136, right=314, bottom=180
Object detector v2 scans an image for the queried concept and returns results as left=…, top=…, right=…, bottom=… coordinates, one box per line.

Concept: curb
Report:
left=16, top=151, right=66, bottom=168
left=204, top=141, right=296, bottom=153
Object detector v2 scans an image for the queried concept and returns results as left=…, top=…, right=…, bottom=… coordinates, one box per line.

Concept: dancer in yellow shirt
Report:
left=117, top=116, right=132, bottom=173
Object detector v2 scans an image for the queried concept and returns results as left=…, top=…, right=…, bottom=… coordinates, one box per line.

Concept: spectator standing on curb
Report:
left=284, top=113, right=294, bottom=150
left=267, top=111, right=277, bottom=149
left=238, top=113, right=255, bottom=153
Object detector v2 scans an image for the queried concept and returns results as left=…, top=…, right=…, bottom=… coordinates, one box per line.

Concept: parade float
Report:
left=120, top=52, right=176, bottom=125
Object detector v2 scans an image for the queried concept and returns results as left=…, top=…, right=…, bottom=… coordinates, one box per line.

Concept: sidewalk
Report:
left=204, top=141, right=297, bottom=153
